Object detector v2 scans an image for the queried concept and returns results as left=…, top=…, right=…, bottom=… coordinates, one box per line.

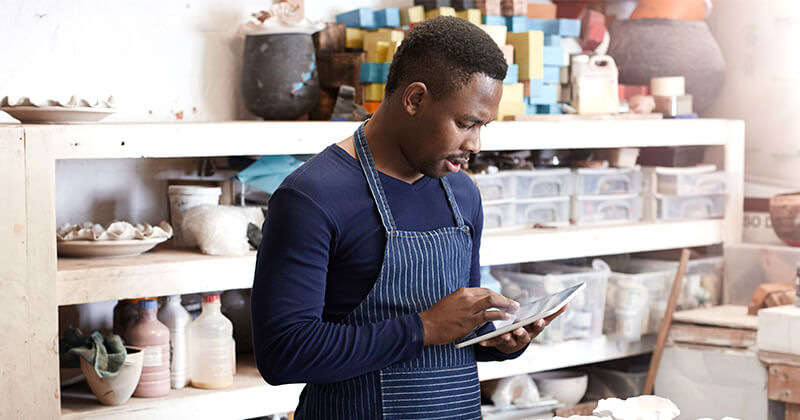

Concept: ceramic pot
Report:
left=241, top=33, right=320, bottom=120
left=530, top=370, right=588, bottom=406
left=608, top=18, right=725, bottom=113
left=80, top=346, right=144, bottom=406
left=769, top=193, right=800, bottom=247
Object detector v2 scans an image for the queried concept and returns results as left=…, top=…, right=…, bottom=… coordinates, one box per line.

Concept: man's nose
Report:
left=463, top=130, right=481, bottom=155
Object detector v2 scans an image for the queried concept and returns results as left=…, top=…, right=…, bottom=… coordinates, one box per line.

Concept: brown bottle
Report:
left=128, top=299, right=171, bottom=397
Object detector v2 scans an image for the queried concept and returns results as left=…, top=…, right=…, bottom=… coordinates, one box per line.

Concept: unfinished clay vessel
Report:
left=769, top=192, right=800, bottom=247
left=594, top=395, right=680, bottom=420
left=80, top=347, right=143, bottom=406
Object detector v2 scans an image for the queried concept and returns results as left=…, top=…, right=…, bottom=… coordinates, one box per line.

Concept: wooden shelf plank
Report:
left=27, top=119, right=741, bottom=160
left=477, top=333, right=656, bottom=381
left=57, top=221, right=725, bottom=305
left=56, top=249, right=256, bottom=305
left=480, top=220, right=725, bottom=266
left=60, top=356, right=303, bottom=420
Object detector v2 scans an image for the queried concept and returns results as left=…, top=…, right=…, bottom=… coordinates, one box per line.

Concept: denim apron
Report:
left=295, top=123, right=481, bottom=419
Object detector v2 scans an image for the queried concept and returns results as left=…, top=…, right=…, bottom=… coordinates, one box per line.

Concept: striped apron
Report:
left=295, top=123, right=482, bottom=419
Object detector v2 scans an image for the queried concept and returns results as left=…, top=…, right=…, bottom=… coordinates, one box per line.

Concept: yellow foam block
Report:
left=507, top=30, right=544, bottom=79
left=401, top=5, right=425, bottom=26
left=387, top=41, right=402, bottom=62
left=496, top=101, right=525, bottom=121
left=363, top=29, right=404, bottom=46
left=345, top=28, right=364, bottom=49
left=456, top=9, right=482, bottom=25
left=502, top=83, right=524, bottom=103
left=426, top=7, right=456, bottom=19
left=366, top=41, right=390, bottom=62
left=365, top=83, right=386, bottom=102
left=479, top=25, right=507, bottom=47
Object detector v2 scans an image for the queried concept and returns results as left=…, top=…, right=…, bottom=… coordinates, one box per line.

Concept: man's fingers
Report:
left=478, top=309, right=512, bottom=324
left=473, top=290, right=519, bottom=313
left=544, top=305, right=568, bottom=323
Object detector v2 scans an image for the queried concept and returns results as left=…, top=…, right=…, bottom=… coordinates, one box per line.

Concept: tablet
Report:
left=454, top=282, right=586, bottom=349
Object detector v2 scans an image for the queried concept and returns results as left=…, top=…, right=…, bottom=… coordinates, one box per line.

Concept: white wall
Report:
left=705, top=0, right=800, bottom=189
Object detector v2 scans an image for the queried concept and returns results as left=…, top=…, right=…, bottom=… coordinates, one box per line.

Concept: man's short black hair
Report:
left=385, top=16, right=508, bottom=100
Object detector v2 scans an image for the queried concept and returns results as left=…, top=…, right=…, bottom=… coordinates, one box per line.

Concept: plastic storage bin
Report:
left=513, top=169, right=573, bottom=199
left=574, top=167, right=642, bottom=196
left=724, top=243, right=800, bottom=305
left=632, top=255, right=724, bottom=309
left=656, top=194, right=726, bottom=220
left=483, top=201, right=515, bottom=230
left=572, top=195, right=643, bottom=225
left=514, top=196, right=570, bottom=227
left=473, top=172, right=515, bottom=201
left=493, top=261, right=609, bottom=342
left=603, top=258, right=676, bottom=335
left=645, top=166, right=728, bottom=195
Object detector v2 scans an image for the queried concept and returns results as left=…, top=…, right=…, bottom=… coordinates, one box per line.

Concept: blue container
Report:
left=482, top=15, right=506, bottom=26
left=375, top=8, right=401, bottom=28
left=503, top=64, right=519, bottom=85
left=544, top=34, right=561, bottom=47
left=380, top=62, right=392, bottom=81
left=526, top=84, right=560, bottom=105
left=360, top=62, right=384, bottom=83
left=543, top=46, right=565, bottom=66
left=543, top=66, right=561, bottom=84
left=337, top=8, right=376, bottom=29
left=527, top=18, right=580, bottom=36
left=506, top=16, right=527, bottom=33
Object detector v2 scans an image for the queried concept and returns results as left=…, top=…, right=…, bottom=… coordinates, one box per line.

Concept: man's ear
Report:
left=402, top=82, right=429, bottom=116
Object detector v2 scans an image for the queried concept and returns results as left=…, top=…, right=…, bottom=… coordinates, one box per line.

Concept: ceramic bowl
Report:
left=531, top=370, right=588, bottom=406
left=80, top=346, right=144, bottom=405
left=769, top=193, right=800, bottom=247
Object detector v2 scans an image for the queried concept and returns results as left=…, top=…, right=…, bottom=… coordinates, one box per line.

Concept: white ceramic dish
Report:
left=57, top=237, right=167, bottom=258
left=530, top=370, right=588, bottom=406
left=0, top=106, right=115, bottom=124
left=80, top=347, right=144, bottom=406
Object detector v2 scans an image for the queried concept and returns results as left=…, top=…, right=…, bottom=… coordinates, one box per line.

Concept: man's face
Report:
left=403, top=73, right=503, bottom=179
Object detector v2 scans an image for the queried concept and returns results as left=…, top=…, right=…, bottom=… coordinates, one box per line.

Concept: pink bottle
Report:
left=128, top=299, right=171, bottom=397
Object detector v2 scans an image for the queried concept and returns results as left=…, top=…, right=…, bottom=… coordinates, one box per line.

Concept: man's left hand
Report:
left=478, top=305, right=568, bottom=354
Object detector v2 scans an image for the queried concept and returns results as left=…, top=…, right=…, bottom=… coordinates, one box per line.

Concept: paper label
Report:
left=143, top=346, right=163, bottom=367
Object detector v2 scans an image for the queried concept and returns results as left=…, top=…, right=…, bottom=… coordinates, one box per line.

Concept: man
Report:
left=252, top=16, right=565, bottom=419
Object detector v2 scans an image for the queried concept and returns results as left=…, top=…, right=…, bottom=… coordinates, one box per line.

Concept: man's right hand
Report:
left=418, top=288, right=520, bottom=346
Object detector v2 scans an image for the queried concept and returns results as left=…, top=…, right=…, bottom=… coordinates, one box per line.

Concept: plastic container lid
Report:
left=167, top=185, right=222, bottom=195
left=202, top=294, right=221, bottom=303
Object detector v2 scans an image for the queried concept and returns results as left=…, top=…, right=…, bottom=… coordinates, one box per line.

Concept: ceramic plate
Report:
left=57, top=237, right=167, bottom=259
left=1, top=106, right=115, bottom=124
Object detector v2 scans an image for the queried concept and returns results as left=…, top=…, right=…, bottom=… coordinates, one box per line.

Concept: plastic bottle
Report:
left=113, top=299, right=140, bottom=338
left=128, top=299, right=171, bottom=397
left=158, top=295, right=191, bottom=389
left=189, top=293, right=234, bottom=389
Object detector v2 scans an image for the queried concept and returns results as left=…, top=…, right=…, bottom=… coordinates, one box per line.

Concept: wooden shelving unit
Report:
left=0, top=119, right=745, bottom=419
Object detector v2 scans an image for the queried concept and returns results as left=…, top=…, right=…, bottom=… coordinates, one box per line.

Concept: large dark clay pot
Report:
left=241, top=33, right=320, bottom=120
left=608, top=18, right=726, bottom=113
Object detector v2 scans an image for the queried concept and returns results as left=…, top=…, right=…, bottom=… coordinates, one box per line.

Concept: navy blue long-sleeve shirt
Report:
left=251, top=144, right=524, bottom=386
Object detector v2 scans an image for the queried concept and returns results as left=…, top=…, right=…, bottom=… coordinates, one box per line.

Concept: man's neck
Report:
left=363, top=105, right=425, bottom=185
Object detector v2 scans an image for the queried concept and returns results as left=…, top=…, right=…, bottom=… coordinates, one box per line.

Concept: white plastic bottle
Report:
left=189, top=293, right=234, bottom=389
left=158, top=295, right=191, bottom=389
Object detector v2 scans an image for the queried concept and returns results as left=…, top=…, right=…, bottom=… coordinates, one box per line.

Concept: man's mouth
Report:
left=445, top=157, right=467, bottom=173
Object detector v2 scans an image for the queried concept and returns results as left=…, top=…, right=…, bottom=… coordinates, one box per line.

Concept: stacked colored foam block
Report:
left=456, top=9, right=482, bottom=25
left=451, top=0, right=477, bottom=10
left=476, top=0, right=501, bottom=16
left=500, top=0, right=527, bottom=17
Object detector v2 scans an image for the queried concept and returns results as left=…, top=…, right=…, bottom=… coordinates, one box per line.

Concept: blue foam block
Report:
left=375, top=8, right=400, bottom=28
left=544, top=34, right=561, bottom=47
left=506, top=16, right=527, bottom=33
left=669, top=113, right=699, bottom=119
left=482, top=15, right=506, bottom=26
left=337, top=8, right=376, bottom=29
left=503, top=64, right=519, bottom=85
left=526, top=84, right=559, bottom=105
left=543, top=46, right=565, bottom=66
left=360, top=62, right=384, bottom=83
left=380, top=62, right=391, bottom=81
left=536, top=104, right=562, bottom=114
left=543, top=66, right=561, bottom=84
left=527, top=18, right=580, bottom=36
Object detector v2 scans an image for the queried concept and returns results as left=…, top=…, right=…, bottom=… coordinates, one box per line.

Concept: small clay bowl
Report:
left=80, top=346, right=144, bottom=406
left=769, top=192, right=800, bottom=247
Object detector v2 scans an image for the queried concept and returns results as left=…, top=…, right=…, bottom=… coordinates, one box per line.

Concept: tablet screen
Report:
left=454, top=282, right=585, bottom=349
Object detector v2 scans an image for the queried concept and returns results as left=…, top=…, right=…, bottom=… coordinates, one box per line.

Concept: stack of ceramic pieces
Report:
left=476, top=0, right=501, bottom=16
left=650, top=76, right=693, bottom=118
left=500, top=0, right=527, bottom=16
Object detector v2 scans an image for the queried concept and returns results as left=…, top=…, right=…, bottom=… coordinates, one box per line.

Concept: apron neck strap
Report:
left=353, top=121, right=469, bottom=232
